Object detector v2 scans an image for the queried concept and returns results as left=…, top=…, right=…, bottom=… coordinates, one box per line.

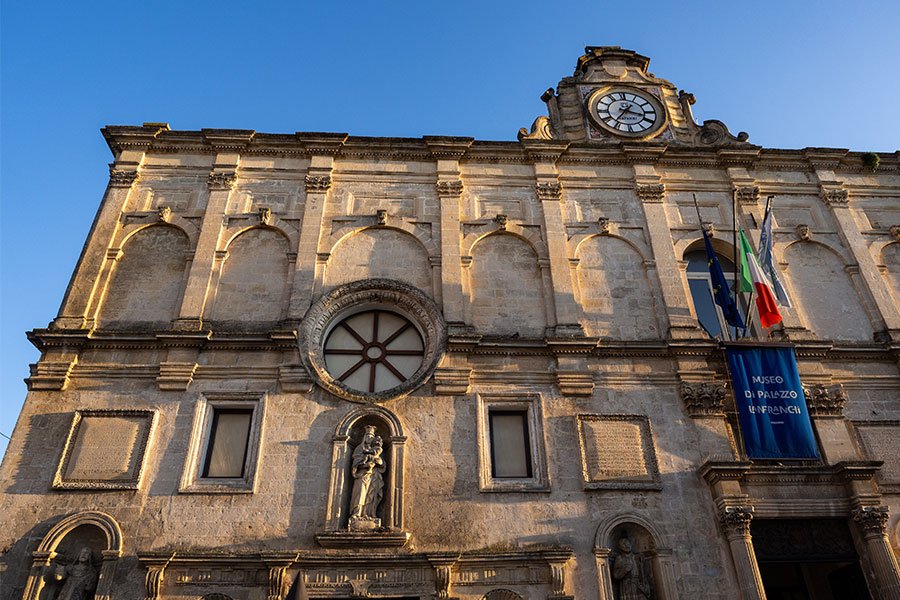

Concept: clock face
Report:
left=587, top=88, right=665, bottom=138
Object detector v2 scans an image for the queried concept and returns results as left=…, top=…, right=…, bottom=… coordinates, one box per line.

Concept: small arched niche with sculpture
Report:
left=316, top=405, right=409, bottom=548
left=593, top=516, right=679, bottom=600
left=22, top=511, right=123, bottom=600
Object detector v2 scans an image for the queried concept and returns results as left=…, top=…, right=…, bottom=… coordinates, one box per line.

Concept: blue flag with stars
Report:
left=702, top=229, right=745, bottom=330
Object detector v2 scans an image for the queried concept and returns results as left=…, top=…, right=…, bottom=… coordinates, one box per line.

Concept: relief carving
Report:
left=611, top=537, right=651, bottom=600
left=376, top=209, right=388, bottom=226
left=821, top=188, right=849, bottom=206
left=108, top=168, right=140, bottom=188
left=851, top=506, right=889, bottom=536
left=679, top=382, right=726, bottom=417
left=803, top=383, right=847, bottom=417
left=720, top=506, right=754, bottom=537
left=208, top=172, right=237, bottom=191
left=258, top=207, right=272, bottom=225
left=795, top=224, right=811, bottom=240
left=597, top=217, right=611, bottom=235
left=889, top=225, right=900, bottom=240
left=45, top=547, right=98, bottom=600
left=535, top=182, right=562, bottom=201
left=735, top=185, right=760, bottom=205
left=701, top=221, right=716, bottom=238
left=156, top=206, right=172, bottom=223
left=435, top=180, right=464, bottom=198
left=517, top=115, right=555, bottom=141
left=494, top=213, right=508, bottom=231
left=305, top=175, right=332, bottom=192
left=635, top=184, right=665, bottom=203
left=348, top=425, right=386, bottom=531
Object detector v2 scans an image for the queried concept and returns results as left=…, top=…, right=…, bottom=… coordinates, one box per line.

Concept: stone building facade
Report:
left=2, top=46, right=899, bottom=600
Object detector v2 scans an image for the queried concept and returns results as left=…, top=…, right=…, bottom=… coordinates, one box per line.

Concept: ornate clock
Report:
left=586, top=87, right=666, bottom=138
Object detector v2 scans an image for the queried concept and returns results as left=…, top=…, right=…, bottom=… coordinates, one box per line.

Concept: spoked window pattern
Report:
left=323, top=310, right=425, bottom=393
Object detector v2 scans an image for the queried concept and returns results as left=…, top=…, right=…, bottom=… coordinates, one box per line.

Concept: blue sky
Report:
left=1, top=1, right=898, bottom=459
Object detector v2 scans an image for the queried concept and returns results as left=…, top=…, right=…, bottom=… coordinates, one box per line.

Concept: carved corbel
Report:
left=428, top=554, right=458, bottom=600
left=258, top=207, right=272, bottom=225
left=349, top=578, right=372, bottom=598
left=494, top=213, right=508, bottom=231
left=795, top=224, right=811, bottom=241
left=267, top=564, right=290, bottom=600
left=544, top=551, right=574, bottom=600
left=376, top=209, right=388, bottom=226
left=680, top=382, right=726, bottom=417
left=156, top=206, right=172, bottom=223
left=305, top=174, right=332, bottom=192
left=597, top=217, right=611, bottom=235
left=635, top=183, right=665, bottom=203
left=720, top=505, right=754, bottom=538
left=702, top=221, right=716, bottom=238
left=803, top=383, right=847, bottom=417
left=156, top=362, right=198, bottom=391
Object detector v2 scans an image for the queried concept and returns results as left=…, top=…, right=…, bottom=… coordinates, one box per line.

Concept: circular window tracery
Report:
left=324, top=310, right=425, bottom=393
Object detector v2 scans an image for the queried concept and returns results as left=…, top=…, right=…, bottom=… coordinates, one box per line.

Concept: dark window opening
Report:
left=202, top=408, right=253, bottom=478
left=488, top=410, right=532, bottom=478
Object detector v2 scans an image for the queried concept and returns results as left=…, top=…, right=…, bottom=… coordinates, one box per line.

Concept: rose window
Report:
left=323, top=310, right=425, bottom=394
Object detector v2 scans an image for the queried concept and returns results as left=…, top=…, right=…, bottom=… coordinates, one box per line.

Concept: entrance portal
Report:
left=751, top=519, right=871, bottom=600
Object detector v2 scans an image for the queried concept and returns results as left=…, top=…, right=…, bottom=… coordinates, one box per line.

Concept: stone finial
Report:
left=795, top=224, right=811, bottom=240
left=851, top=506, right=889, bottom=536
left=803, top=383, right=847, bottom=417
left=598, top=217, right=611, bottom=235
left=494, top=214, right=508, bottom=231
left=680, top=382, right=726, bottom=417
left=108, top=167, right=140, bottom=188
left=890, top=225, right=900, bottom=240
left=305, top=174, right=332, bottom=192
left=518, top=115, right=555, bottom=141
left=635, top=183, right=665, bottom=203
left=702, top=221, right=716, bottom=238
left=536, top=181, right=562, bottom=201
left=257, top=207, right=272, bottom=225
left=821, top=188, right=849, bottom=206
left=208, top=171, right=237, bottom=191
left=376, top=209, right=388, bottom=226
left=735, top=185, right=761, bottom=205
left=435, top=179, right=464, bottom=198
left=156, top=206, right=172, bottom=223
left=720, top=506, right=754, bottom=537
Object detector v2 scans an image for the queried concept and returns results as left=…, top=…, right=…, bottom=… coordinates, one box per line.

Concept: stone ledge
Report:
left=315, top=530, right=411, bottom=549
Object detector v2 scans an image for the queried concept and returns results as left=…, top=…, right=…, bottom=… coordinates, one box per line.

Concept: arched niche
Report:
left=880, top=242, right=900, bottom=305
left=325, top=228, right=434, bottom=297
left=206, top=227, right=292, bottom=329
left=23, top=511, right=123, bottom=600
left=593, top=515, right=678, bottom=600
left=99, top=224, right=190, bottom=329
left=482, top=589, right=524, bottom=600
left=575, top=235, right=660, bottom=339
left=469, top=233, right=547, bottom=337
left=785, top=241, right=874, bottom=341
left=320, top=406, right=408, bottom=544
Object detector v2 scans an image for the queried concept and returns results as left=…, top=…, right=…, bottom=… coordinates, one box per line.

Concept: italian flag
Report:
left=739, top=229, right=783, bottom=328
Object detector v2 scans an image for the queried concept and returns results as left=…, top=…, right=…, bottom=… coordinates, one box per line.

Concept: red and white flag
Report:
left=739, top=229, right=782, bottom=328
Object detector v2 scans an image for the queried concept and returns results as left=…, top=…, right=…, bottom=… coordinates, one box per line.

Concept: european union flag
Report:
left=702, top=229, right=745, bottom=330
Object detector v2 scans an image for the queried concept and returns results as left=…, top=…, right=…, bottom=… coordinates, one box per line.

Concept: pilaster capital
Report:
left=821, top=187, right=849, bottom=206
left=305, top=174, right=332, bottom=192
left=735, top=185, right=761, bottom=205
left=803, top=383, right=847, bottom=417
left=435, top=179, right=464, bottom=198
left=108, top=167, right=141, bottom=188
left=535, top=181, right=562, bottom=201
left=635, top=183, right=665, bottom=203
left=851, top=506, right=889, bottom=536
left=207, top=171, right=237, bottom=191
left=423, top=135, right=474, bottom=160
left=680, top=381, right=726, bottom=417
left=720, top=505, right=754, bottom=537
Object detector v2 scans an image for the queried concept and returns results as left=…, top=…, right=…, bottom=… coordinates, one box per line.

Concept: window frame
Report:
left=476, top=394, right=549, bottom=492
left=179, top=392, right=266, bottom=494
left=685, top=251, right=759, bottom=341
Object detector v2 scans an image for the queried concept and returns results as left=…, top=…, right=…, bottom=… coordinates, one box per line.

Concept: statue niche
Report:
left=43, top=546, right=99, bottom=600
left=609, top=525, right=656, bottom=600
left=347, top=424, right=387, bottom=531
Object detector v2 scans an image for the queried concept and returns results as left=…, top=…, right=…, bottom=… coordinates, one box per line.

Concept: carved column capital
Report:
left=720, top=505, right=755, bottom=538
left=735, top=185, right=761, bottom=205
left=852, top=506, right=890, bottom=537
left=535, top=181, right=562, bottom=201
left=680, top=382, right=726, bottom=417
left=803, top=383, right=847, bottom=417
left=635, top=183, right=665, bottom=203
left=108, top=167, right=140, bottom=188
left=207, top=171, right=237, bottom=191
left=821, top=188, right=849, bottom=206
left=305, top=174, right=332, bottom=192
left=435, top=179, right=464, bottom=198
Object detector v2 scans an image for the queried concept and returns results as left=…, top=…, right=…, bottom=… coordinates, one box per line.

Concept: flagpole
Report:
left=746, top=195, right=774, bottom=338
left=732, top=187, right=740, bottom=338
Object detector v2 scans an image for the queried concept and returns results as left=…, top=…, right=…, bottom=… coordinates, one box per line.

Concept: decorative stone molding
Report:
left=851, top=506, right=889, bottom=536
left=156, top=205, right=172, bottom=223
left=735, top=185, right=760, bottom=205
left=301, top=279, right=446, bottom=404
left=376, top=208, right=388, bottom=226
left=720, top=506, right=754, bottom=537
left=494, top=213, right=508, bottom=231
left=535, top=181, right=562, bottom=201
left=26, top=358, right=77, bottom=390
left=305, top=174, right=332, bottom=192
left=428, top=554, right=458, bottom=600
left=795, top=224, right=811, bottom=240
left=349, top=578, right=372, bottom=598
left=267, top=563, right=290, bottom=600
left=821, top=188, right=849, bottom=206
left=435, top=179, right=464, bottom=197
left=108, top=167, right=140, bottom=188
left=889, top=225, right=900, bottom=240
left=434, top=366, right=471, bottom=395
left=144, top=563, right=166, bottom=600
left=278, top=364, right=314, bottom=393
left=803, top=383, right=847, bottom=417
left=557, top=370, right=594, bottom=396
left=576, top=414, right=661, bottom=491
left=544, top=550, right=574, bottom=600
left=156, top=361, right=198, bottom=391
left=597, top=217, right=611, bottom=235
left=517, top=115, right=555, bottom=141
left=208, top=171, right=237, bottom=191
left=635, top=183, right=665, bottom=203
left=680, top=382, right=726, bottom=417
left=258, top=207, right=272, bottom=225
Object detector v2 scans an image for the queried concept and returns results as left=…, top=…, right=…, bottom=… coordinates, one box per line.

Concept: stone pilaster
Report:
left=592, top=548, right=616, bottom=600
left=143, top=563, right=166, bottom=600
left=851, top=506, right=900, bottom=599
left=544, top=549, right=574, bottom=600
left=428, top=553, right=459, bottom=600
left=719, top=506, right=766, bottom=600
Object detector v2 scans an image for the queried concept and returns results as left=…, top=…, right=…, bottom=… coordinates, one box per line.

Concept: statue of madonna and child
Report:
left=347, top=425, right=387, bottom=531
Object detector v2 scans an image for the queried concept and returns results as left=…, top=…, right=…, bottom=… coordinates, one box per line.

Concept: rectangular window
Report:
left=202, top=409, right=253, bottom=478
left=489, top=411, right=532, bottom=478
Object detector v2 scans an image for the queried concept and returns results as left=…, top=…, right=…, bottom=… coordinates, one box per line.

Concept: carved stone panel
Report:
left=53, top=410, right=155, bottom=490
left=576, top=415, right=661, bottom=490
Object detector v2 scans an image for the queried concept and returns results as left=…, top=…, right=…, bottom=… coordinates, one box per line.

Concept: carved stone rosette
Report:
left=720, top=506, right=754, bottom=538
left=851, top=506, right=889, bottom=537
left=635, top=183, right=665, bottom=203
left=207, top=172, right=237, bottom=191
left=680, top=382, right=726, bottom=417
left=435, top=180, right=464, bottom=198
left=305, top=174, right=332, bottom=192
left=735, top=185, right=761, bottom=205
left=821, top=188, right=849, bottom=206
left=803, top=383, right=847, bottom=417
left=108, top=168, right=140, bottom=188
left=535, top=181, right=562, bottom=201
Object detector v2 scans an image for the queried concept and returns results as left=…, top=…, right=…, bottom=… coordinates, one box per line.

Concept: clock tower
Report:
left=519, top=46, right=752, bottom=147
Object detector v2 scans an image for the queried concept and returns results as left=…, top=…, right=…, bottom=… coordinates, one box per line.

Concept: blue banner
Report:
left=725, top=345, right=819, bottom=460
